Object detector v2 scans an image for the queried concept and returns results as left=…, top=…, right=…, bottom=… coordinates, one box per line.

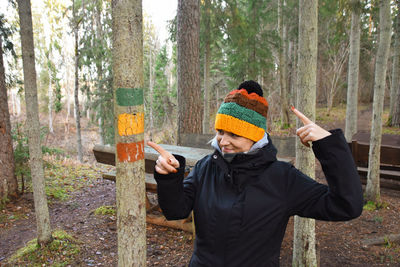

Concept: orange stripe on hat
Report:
left=228, top=89, right=269, bottom=108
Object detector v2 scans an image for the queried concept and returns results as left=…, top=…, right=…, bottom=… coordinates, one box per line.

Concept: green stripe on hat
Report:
left=217, top=102, right=266, bottom=130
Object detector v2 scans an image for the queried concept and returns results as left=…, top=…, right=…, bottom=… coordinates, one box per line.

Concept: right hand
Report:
left=147, top=141, right=180, bottom=174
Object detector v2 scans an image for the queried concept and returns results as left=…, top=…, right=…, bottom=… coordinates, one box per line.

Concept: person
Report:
left=148, top=80, right=363, bottom=267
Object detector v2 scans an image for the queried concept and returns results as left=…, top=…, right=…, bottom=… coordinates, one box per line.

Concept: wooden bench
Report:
left=349, top=133, right=400, bottom=190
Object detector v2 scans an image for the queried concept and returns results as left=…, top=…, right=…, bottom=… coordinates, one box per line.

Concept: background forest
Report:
left=1, top=0, right=399, bottom=147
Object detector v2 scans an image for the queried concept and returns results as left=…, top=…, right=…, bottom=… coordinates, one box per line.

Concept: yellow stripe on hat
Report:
left=215, top=113, right=265, bottom=142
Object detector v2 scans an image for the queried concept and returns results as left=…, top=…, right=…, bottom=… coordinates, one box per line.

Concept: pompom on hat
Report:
left=215, top=81, right=269, bottom=142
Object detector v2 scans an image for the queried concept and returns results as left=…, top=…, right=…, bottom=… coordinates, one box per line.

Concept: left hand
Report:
left=147, top=141, right=179, bottom=174
left=291, top=106, right=331, bottom=147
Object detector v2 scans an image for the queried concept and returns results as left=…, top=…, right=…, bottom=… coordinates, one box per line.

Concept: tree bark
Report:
left=48, top=63, right=54, bottom=133
left=203, top=18, right=211, bottom=134
left=293, top=0, right=318, bottom=266
left=365, top=0, right=392, bottom=203
left=0, top=37, right=18, bottom=200
left=278, top=0, right=290, bottom=128
left=177, top=0, right=202, bottom=144
left=17, top=0, right=52, bottom=245
left=112, top=0, right=146, bottom=266
left=73, top=0, right=83, bottom=163
left=345, top=0, right=361, bottom=142
left=390, top=1, right=400, bottom=127
left=95, top=2, right=105, bottom=145
left=149, top=45, right=154, bottom=138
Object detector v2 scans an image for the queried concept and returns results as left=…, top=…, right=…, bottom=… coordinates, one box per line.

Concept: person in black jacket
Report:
left=149, top=80, right=363, bottom=267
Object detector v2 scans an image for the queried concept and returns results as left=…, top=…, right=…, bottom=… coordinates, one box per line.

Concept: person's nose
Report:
left=219, top=134, right=231, bottom=146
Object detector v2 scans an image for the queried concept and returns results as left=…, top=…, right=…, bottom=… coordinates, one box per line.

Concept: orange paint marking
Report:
left=116, top=141, right=145, bottom=163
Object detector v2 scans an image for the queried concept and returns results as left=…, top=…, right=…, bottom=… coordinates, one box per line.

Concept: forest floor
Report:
left=1, top=105, right=400, bottom=266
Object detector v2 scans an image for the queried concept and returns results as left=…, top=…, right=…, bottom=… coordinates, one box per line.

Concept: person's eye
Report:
left=231, top=133, right=239, bottom=138
left=217, top=130, right=224, bottom=135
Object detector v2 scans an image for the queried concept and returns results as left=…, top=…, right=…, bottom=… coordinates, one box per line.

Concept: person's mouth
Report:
left=222, top=147, right=234, bottom=153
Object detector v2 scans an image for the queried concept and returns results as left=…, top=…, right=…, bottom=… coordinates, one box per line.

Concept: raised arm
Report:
left=286, top=108, right=363, bottom=220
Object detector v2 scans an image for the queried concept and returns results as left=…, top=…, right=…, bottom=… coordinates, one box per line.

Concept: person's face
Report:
left=216, top=129, right=255, bottom=154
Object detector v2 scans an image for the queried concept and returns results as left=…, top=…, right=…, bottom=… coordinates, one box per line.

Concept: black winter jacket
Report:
left=154, top=129, right=363, bottom=267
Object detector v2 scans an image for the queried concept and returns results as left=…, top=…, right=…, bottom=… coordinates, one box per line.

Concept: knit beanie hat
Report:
left=215, top=81, right=269, bottom=142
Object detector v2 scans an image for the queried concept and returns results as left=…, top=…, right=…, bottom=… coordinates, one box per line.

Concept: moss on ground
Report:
left=6, top=230, right=81, bottom=267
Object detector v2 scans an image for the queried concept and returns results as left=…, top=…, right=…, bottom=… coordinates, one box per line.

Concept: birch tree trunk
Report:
left=345, top=0, right=361, bottom=142
left=73, top=0, right=83, bottom=163
left=365, top=0, right=392, bottom=203
left=389, top=1, right=400, bottom=127
left=177, top=0, right=202, bottom=144
left=293, top=0, right=318, bottom=266
left=0, top=37, right=18, bottom=199
left=278, top=0, right=290, bottom=128
left=112, top=0, right=146, bottom=265
left=17, top=0, right=52, bottom=245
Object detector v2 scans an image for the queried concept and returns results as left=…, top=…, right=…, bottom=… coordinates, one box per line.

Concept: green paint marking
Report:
left=116, top=88, right=144, bottom=106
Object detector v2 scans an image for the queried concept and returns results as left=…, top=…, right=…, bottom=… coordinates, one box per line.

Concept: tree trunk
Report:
left=95, top=1, right=105, bottom=145
left=177, top=0, right=202, bottom=144
left=290, top=40, right=298, bottom=106
left=0, top=37, right=18, bottom=200
left=293, top=0, right=318, bottom=266
left=365, top=0, right=392, bottom=203
left=278, top=0, right=290, bottom=128
left=203, top=29, right=211, bottom=134
left=73, top=0, right=83, bottom=163
left=389, top=1, right=400, bottom=127
left=17, top=0, right=52, bottom=245
left=202, top=0, right=211, bottom=134
left=149, top=46, right=154, bottom=138
left=48, top=64, right=53, bottom=133
left=112, top=0, right=146, bottom=266
left=345, top=0, right=361, bottom=142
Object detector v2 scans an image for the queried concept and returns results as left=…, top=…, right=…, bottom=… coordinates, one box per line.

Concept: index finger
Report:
left=147, top=141, right=174, bottom=162
left=291, top=106, right=313, bottom=125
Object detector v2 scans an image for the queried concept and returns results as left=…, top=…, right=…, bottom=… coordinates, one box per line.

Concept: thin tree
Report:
left=389, top=0, right=400, bottom=127
left=0, top=34, right=18, bottom=200
left=17, top=0, right=52, bottom=245
left=202, top=0, right=211, bottom=134
left=278, top=0, right=290, bottom=128
left=365, top=0, right=392, bottom=203
left=177, top=0, right=202, bottom=144
left=345, top=0, right=361, bottom=142
left=292, top=0, right=318, bottom=266
left=95, top=0, right=105, bottom=145
left=73, top=0, right=83, bottom=162
left=112, top=0, right=146, bottom=265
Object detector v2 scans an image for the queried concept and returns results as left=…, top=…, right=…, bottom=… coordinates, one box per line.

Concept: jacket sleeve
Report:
left=286, top=129, right=363, bottom=221
left=154, top=154, right=198, bottom=220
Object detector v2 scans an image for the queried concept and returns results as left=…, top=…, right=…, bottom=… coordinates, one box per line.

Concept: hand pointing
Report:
left=147, top=141, right=180, bottom=174
left=291, top=106, right=331, bottom=147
